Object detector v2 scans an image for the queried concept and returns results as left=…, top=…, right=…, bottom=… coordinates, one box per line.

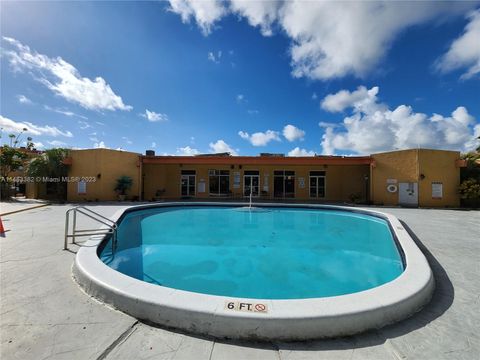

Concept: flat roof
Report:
left=142, top=155, right=373, bottom=166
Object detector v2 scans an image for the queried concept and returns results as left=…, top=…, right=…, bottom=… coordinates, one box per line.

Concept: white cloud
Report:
left=229, top=0, right=280, bottom=36
left=47, top=140, right=68, bottom=147
left=283, top=124, right=305, bottom=142
left=122, top=136, right=133, bottom=145
left=238, top=130, right=280, bottom=146
left=140, top=109, right=168, bottom=122
left=32, top=141, right=45, bottom=149
left=168, top=1, right=474, bottom=80
left=17, top=94, right=32, bottom=104
left=168, top=0, right=227, bottom=35
left=151, top=142, right=157, bottom=148
left=321, top=86, right=380, bottom=113
left=318, top=121, right=340, bottom=128
left=288, top=147, right=316, bottom=157
left=436, top=9, right=480, bottom=80
left=93, top=141, right=107, bottom=149
left=177, top=146, right=199, bottom=155
left=44, top=105, right=88, bottom=119
left=78, top=120, right=91, bottom=129
left=209, top=139, right=238, bottom=155
left=2, top=37, right=132, bottom=111
left=0, top=114, right=73, bottom=138
left=320, top=86, right=480, bottom=154
left=236, top=94, right=245, bottom=103
left=311, top=92, right=318, bottom=100
left=247, top=109, right=259, bottom=115
left=207, top=50, right=222, bottom=63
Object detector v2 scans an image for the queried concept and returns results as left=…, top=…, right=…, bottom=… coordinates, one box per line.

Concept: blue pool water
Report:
left=99, top=206, right=404, bottom=299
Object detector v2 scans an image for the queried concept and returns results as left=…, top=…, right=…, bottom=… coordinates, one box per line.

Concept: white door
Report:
left=398, top=182, right=418, bottom=206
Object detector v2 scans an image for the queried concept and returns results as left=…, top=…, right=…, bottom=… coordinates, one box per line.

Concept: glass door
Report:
left=243, top=171, right=260, bottom=197
left=273, top=170, right=295, bottom=198
left=181, top=170, right=196, bottom=196
left=309, top=171, right=326, bottom=198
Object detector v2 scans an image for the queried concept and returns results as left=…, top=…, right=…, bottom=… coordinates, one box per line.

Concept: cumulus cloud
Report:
left=283, top=124, right=305, bottom=142
left=229, top=0, right=280, bottom=36
left=209, top=139, right=238, bottom=155
left=168, top=0, right=227, bottom=35
left=288, top=147, right=315, bottom=157
left=2, top=37, right=132, bottom=111
left=93, top=141, right=107, bottom=149
left=140, top=109, right=168, bottom=122
left=321, top=86, right=380, bottom=113
left=177, top=146, right=199, bottom=155
left=320, top=86, right=479, bottom=155
left=238, top=129, right=280, bottom=146
left=168, top=1, right=474, bottom=80
left=0, top=114, right=73, bottom=138
left=436, top=9, right=480, bottom=80
left=17, top=94, right=32, bottom=104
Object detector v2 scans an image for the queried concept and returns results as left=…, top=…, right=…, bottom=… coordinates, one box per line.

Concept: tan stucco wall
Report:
left=143, top=163, right=370, bottom=202
left=371, top=149, right=460, bottom=207
left=64, top=148, right=460, bottom=206
left=418, top=149, right=461, bottom=207
left=67, top=149, right=141, bottom=201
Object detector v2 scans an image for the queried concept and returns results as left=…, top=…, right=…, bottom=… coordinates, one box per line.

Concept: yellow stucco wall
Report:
left=371, top=149, right=460, bottom=207
left=143, top=163, right=370, bottom=202
left=418, top=149, right=460, bottom=207
left=64, top=148, right=460, bottom=206
left=67, top=149, right=141, bottom=201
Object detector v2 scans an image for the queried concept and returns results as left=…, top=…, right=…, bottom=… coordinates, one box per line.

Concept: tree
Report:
left=0, top=145, right=28, bottom=199
left=460, top=149, right=480, bottom=207
left=26, top=148, right=70, bottom=200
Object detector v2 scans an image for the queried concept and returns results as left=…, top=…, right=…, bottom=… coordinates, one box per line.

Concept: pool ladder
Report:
left=64, top=206, right=117, bottom=252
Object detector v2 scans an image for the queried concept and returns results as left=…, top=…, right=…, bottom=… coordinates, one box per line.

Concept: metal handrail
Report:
left=64, top=206, right=117, bottom=252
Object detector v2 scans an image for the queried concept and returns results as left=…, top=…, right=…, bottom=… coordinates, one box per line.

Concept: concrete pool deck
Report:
left=1, top=204, right=479, bottom=359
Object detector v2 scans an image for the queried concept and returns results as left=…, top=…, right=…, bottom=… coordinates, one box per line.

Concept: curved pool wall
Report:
left=73, top=203, right=435, bottom=341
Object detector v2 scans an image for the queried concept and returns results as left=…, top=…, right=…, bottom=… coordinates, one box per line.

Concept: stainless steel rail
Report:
left=64, top=206, right=117, bottom=252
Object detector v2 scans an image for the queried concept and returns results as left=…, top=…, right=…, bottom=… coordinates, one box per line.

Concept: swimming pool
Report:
left=73, top=203, right=434, bottom=340
left=99, top=207, right=404, bottom=299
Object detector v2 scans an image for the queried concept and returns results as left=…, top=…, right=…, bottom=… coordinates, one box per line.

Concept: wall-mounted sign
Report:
left=432, top=182, right=443, bottom=199
left=198, top=181, right=206, bottom=193
left=386, top=179, right=397, bottom=184
left=233, top=172, right=240, bottom=189
left=77, top=180, right=86, bottom=195
left=298, top=177, right=305, bottom=188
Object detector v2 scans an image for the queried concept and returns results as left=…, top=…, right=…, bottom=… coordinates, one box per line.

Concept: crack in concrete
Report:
left=96, top=321, right=138, bottom=360
left=208, top=340, right=215, bottom=360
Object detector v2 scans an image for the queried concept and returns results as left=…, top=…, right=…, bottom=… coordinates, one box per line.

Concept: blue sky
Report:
left=1, top=1, right=479, bottom=156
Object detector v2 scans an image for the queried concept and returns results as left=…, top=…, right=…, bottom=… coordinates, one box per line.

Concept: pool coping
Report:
left=73, top=202, right=435, bottom=341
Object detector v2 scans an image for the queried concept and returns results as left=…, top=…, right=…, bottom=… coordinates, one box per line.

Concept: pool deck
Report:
left=1, top=204, right=479, bottom=359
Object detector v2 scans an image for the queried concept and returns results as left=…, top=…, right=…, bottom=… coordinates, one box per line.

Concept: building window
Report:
left=181, top=170, right=196, bottom=197
left=243, top=170, right=260, bottom=197
left=209, top=169, right=230, bottom=196
left=309, top=171, right=326, bottom=198
left=273, top=170, right=295, bottom=198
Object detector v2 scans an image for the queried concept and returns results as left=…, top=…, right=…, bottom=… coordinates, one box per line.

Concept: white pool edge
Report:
left=72, top=202, right=435, bottom=340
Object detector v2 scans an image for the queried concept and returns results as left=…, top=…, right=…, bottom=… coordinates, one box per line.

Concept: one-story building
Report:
left=60, top=148, right=464, bottom=207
